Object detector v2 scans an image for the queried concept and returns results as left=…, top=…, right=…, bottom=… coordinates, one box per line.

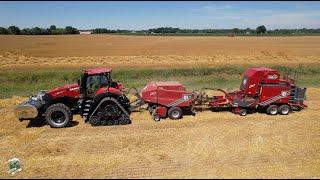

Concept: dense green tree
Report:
left=0, top=27, right=9, bottom=34
left=50, top=25, right=56, bottom=30
left=8, top=26, right=20, bottom=35
left=256, top=25, right=267, bottom=34
left=65, top=26, right=79, bottom=34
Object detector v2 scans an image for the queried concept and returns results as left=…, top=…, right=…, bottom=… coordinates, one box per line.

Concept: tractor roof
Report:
left=245, top=67, right=278, bottom=77
left=84, top=67, right=112, bottom=75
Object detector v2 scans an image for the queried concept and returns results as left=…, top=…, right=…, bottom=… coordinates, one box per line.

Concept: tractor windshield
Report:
left=86, top=74, right=109, bottom=95
left=240, top=76, right=248, bottom=91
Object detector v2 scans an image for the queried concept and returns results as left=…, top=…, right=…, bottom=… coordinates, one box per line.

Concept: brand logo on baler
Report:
left=267, top=74, right=278, bottom=80
left=259, top=90, right=290, bottom=106
left=167, top=94, right=193, bottom=107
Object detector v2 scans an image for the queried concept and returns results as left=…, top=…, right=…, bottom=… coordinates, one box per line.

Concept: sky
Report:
left=0, top=1, right=320, bottom=30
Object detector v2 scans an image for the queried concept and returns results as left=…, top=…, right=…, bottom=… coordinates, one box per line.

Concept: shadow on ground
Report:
left=26, top=119, right=79, bottom=128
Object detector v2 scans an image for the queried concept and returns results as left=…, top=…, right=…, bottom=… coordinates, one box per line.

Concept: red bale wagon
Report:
left=140, top=81, right=197, bottom=121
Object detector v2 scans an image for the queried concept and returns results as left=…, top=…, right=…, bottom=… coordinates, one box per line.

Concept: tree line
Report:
left=1, top=25, right=320, bottom=35
left=91, top=28, right=131, bottom=34
left=92, top=25, right=320, bottom=35
left=0, top=25, right=79, bottom=35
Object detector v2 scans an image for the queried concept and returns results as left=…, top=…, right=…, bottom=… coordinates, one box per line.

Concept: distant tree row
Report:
left=92, top=25, right=320, bottom=35
left=2, top=25, right=320, bottom=35
left=0, top=25, right=79, bottom=35
left=92, top=28, right=131, bottom=34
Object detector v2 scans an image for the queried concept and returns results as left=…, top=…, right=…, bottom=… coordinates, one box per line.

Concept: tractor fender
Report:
left=89, top=96, right=130, bottom=120
left=95, top=87, right=122, bottom=96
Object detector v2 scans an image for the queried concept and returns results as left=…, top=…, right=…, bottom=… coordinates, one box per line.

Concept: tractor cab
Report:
left=78, top=68, right=122, bottom=98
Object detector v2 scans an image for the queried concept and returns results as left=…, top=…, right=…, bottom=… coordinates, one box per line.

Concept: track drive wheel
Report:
left=89, top=116, right=100, bottom=126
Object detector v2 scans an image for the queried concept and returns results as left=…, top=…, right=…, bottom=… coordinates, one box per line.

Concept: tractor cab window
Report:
left=85, top=74, right=109, bottom=95
left=240, top=76, right=248, bottom=91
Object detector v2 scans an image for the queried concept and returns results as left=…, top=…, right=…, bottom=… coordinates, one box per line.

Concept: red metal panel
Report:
left=155, top=106, right=167, bottom=118
left=157, top=88, right=185, bottom=106
left=259, top=85, right=290, bottom=105
left=140, top=81, right=194, bottom=107
left=47, top=83, right=80, bottom=99
left=140, top=82, right=158, bottom=104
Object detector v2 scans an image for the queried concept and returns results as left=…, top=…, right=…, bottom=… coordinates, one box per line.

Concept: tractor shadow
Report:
left=26, top=119, right=79, bottom=128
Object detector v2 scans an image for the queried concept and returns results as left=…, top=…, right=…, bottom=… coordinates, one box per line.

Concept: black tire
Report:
left=148, top=104, right=157, bottom=114
left=45, top=103, right=72, bottom=128
left=190, top=106, right=196, bottom=115
left=266, top=105, right=278, bottom=115
left=89, top=116, right=100, bottom=126
left=239, top=109, right=247, bottom=116
left=153, top=114, right=161, bottom=122
left=278, top=105, right=290, bottom=115
left=168, top=107, right=182, bottom=120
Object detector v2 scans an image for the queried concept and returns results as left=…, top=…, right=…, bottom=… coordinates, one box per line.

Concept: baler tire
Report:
left=45, top=103, right=72, bottom=128
left=267, top=105, right=278, bottom=115
left=278, top=105, right=290, bottom=115
left=239, top=109, right=247, bottom=116
left=148, top=104, right=157, bottom=115
left=153, top=114, right=161, bottom=122
left=168, top=107, right=182, bottom=120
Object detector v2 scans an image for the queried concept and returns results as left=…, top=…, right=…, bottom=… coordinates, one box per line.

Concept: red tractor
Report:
left=206, top=67, right=307, bottom=116
left=140, top=81, right=197, bottom=121
left=14, top=68, right=132, bottom=128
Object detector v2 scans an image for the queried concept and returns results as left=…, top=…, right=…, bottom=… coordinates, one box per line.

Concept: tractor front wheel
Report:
left=45, top=103, right=72, bottom=128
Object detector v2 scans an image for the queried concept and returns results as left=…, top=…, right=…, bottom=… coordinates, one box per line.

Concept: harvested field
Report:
left=1, top=35, right=320, bottom=178
left=0, top=35, right=320, bottom=69
left=0, top=88, right=319, bottom=178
